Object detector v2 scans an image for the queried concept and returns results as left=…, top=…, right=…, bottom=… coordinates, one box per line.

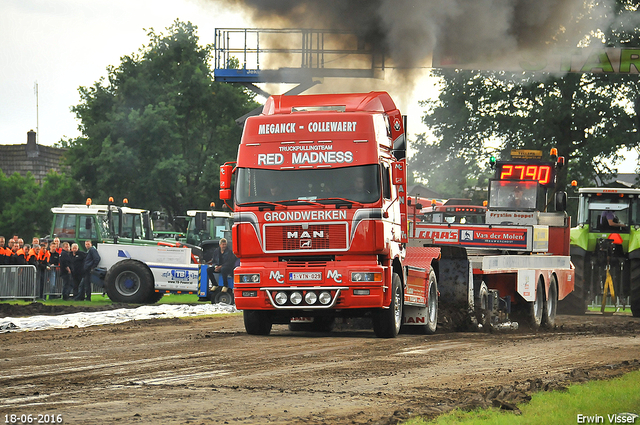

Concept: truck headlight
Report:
left=236, top=274, right=260, bottom=283
left=351, top=272, right=382, bottom=282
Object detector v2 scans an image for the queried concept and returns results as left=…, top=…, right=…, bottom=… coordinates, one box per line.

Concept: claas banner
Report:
left=432, top=47, right=640, bottom=74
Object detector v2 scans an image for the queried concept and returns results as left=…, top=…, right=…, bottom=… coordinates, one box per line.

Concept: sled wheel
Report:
left=423, top=270, right=438, bottom=335
left=214, top=289, right=234, bottom=305
left=542, top=275, right=558, bottom=328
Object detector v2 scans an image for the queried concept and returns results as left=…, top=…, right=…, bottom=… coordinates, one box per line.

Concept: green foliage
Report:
left=412, top=1, right=640, bottom=201
left=65, top=20, right=259, bottom=218
left=0, top=170, right=82, bottom=241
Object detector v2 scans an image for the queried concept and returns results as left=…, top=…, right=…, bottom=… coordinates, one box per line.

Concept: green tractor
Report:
left=565, top=187, right=640, bottom=316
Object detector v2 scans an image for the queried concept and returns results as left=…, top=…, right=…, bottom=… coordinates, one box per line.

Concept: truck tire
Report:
left=559, top=254, right=588, bottom=315
left=423, top=270, right=438, bottom=335
left=243, top=310, right=272, bottom=335
left=542, top=275, right=558, bottom=329
left=373, top=273, right=403, bottom=338
left=105, top=260, right=154, bottom=304
left=630, top=259, right=640, bottom=317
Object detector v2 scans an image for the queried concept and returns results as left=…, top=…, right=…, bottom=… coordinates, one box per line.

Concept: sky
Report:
left=0, top=0, right=637, bottom=173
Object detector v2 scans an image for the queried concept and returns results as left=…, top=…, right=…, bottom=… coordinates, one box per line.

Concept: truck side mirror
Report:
left=220, top=164, right=233, bottom=201
left=555, top=191, right=567, bottom=212
left=391, top=161, right=405, bottom=186
left=195, top=212, right=207, bottom=232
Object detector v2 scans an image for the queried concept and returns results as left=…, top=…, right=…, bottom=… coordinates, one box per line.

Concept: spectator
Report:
left=13, top=241, right=26, bottom=265
left=59, top=242, right=73, bottom=300
left=0, top=236, right=6, bottom=265
left=47, top=242, right=60, bottom=299
left=207, top=238, right=237, bottom=294
left=70, top=243, right=86, bottom=299
left=53, top=237, right=62, bottom=255
left=27, top=244, right=41, bottom=266
left=31, top=237, right=40, bottom=248
left=37, top=242, right=50, bottom=299
left=75, top=240, right=100, bottom=302
left=17, top=238, right=24, bottom=249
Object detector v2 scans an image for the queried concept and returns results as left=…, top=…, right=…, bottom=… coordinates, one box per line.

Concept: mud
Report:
left=0, top=305, right=639, bottom=424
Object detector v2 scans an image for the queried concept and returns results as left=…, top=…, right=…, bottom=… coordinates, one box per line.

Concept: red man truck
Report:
left=220, top=92, right=574, bottom=337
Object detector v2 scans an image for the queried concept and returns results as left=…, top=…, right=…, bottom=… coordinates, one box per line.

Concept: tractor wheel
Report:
left=105, top=260, right=154, bottom=304
left=147, top=291, right=165, bottom=304
left=630, top=259, right=640, bottom=318
left=243, top=310, right=272, bottom=335
left=542, top=275, right=558, bottom=329
left=372, top=273, right=403, bottom=338
left=559, top=254, right=588, bottom=315
left=423, top=270, right=438, bottom=335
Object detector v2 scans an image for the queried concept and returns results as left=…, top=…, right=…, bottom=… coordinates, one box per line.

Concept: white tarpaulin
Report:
left=0, top=303, right=237, bottom=333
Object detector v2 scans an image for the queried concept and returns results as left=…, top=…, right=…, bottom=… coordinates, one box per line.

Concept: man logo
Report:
left=300, top=239, right=312, bottom=248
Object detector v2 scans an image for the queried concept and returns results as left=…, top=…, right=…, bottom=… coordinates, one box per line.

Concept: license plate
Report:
left=289, top=272, right=322, bottom=281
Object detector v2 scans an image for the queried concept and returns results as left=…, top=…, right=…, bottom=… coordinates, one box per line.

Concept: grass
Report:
left=0, top=293, right=203, bottom=306
left=404, top=370, right=640, bottom=425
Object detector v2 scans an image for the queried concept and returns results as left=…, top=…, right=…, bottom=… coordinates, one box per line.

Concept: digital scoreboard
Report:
left=495, top=162, right=556, bottom=187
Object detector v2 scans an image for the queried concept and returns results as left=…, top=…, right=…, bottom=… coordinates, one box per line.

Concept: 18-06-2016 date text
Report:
left=5, top=414, right=63, bottom=424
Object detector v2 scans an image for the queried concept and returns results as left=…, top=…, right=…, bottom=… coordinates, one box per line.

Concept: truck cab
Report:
left=50, top=201, right=156, bottom=248
left=220, top=92, right=419, bottom=337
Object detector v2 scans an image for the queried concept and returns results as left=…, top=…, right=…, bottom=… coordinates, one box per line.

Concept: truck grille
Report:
left=264, top=223, right=348, bottom=252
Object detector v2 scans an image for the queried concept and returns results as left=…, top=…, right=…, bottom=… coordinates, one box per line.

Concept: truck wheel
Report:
left=559, top=254, right=588, bottom=315
left=424, top=270, right=438, bottom=335
left=214, top=290, right=234, bottom=305
left=105, top=260, right=153, bottom=304
left=373, top=273, right=403, bottom=338
left=243, top=310, right=272, bottom=335
left=542, top=276, right=558, bottom=329
left=630, top=259, right=640, bottom=317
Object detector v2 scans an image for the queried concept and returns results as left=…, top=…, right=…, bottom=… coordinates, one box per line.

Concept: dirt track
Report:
left=1, top=307, right=639, bottom=425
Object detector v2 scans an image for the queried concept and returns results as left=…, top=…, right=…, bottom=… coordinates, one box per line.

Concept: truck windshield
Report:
left=235, top=164, right=381, bottom=204
left=186, top=216, right=233, bottom=245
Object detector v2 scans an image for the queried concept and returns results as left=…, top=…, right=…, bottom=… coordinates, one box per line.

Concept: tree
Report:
left=0, top=170, right=82, bottom=241
left=412, top=0, right=640, bottom=199
left=64, top=21, right=259, bottom=218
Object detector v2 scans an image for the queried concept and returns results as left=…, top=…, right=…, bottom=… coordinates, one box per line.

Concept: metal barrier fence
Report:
left=0, top=265, right=38, bottom=301
left=590, top=295, right=632, bottom=311
left=0, top=265, right=104, bottom=300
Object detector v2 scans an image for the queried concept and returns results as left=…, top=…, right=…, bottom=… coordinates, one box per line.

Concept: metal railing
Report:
left=0, top=265, right=105, bottom=300
left=0, top=265, right=38, bottom=300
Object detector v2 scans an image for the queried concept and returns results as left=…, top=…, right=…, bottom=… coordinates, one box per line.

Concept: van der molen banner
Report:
left=432, top=48, right=640, bottom=74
